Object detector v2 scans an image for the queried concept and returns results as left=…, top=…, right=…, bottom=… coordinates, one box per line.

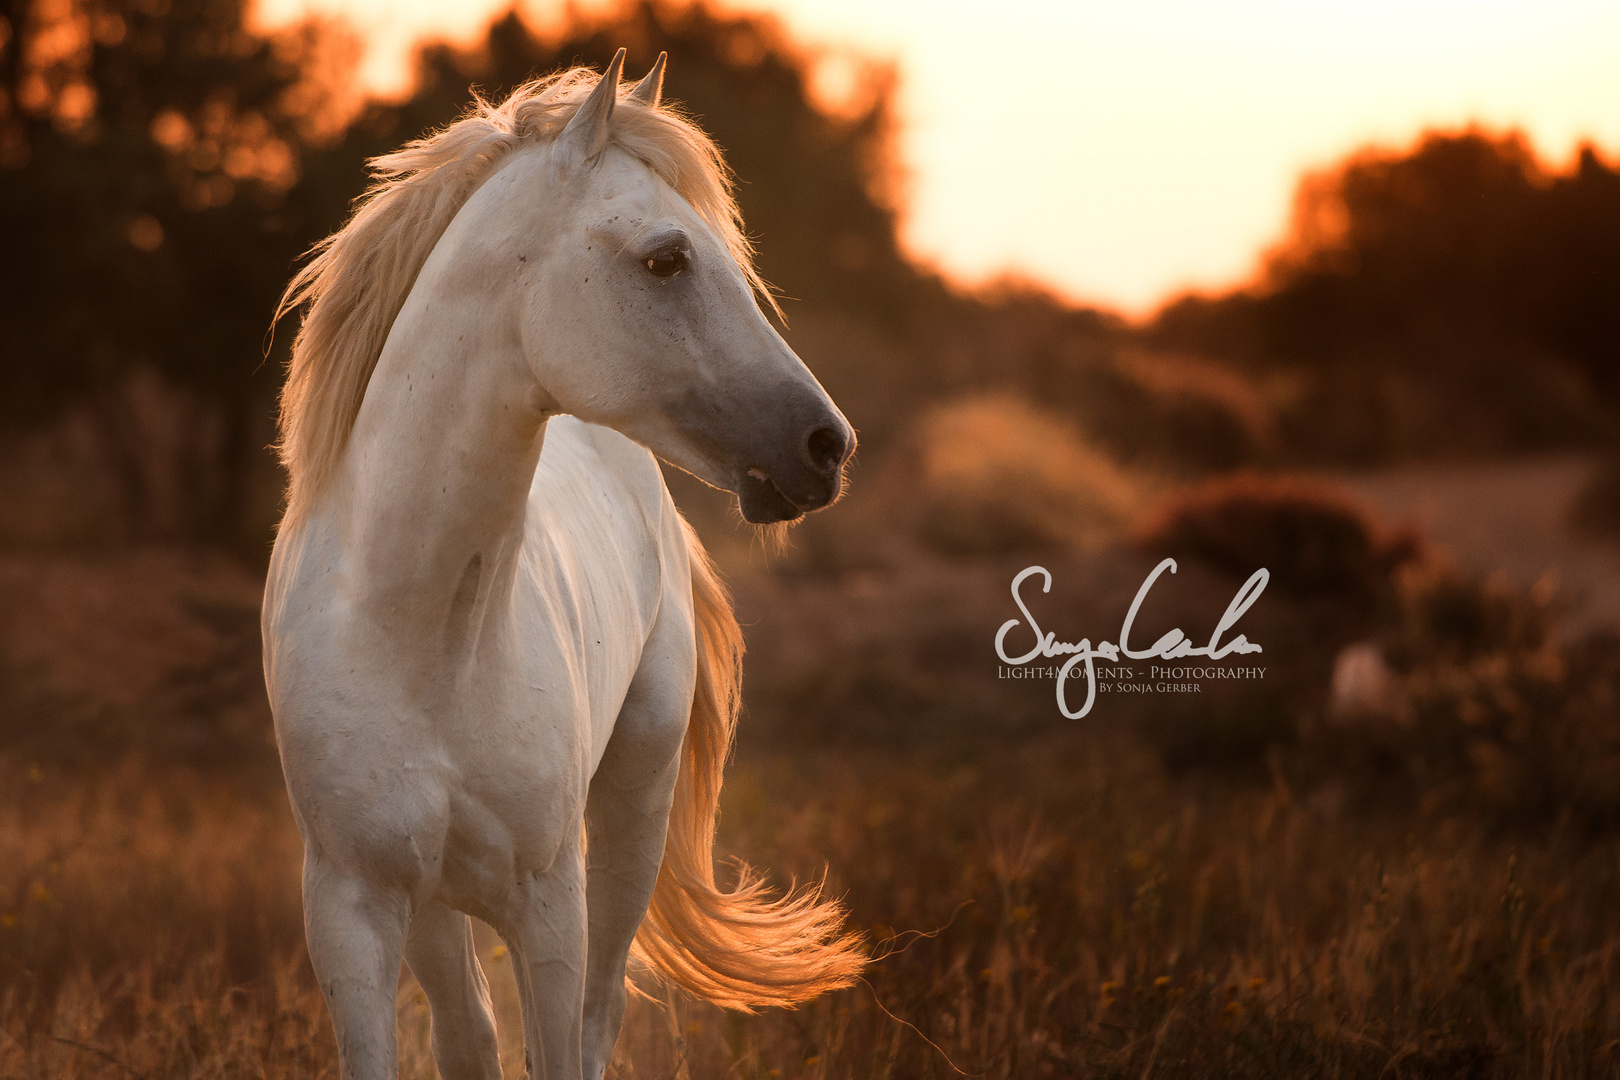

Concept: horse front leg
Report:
left=579, top=648, right=693, bottom=1079
left=302, top=852, right=413, bottom=1080
left=405, top=901, right=503, bottom=1080
left=501, top=836, right=590, bottom=1080
left=581, top=719, right=685, bottom=1075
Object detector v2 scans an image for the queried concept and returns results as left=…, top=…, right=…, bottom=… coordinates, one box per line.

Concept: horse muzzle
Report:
left=735, top=415, right=855, bottom=524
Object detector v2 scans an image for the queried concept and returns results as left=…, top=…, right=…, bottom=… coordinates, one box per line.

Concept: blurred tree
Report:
left=1150, top=130, right=1620, bottom=461
left=0, top=0, right=360, bottom=541
left=343, top=3, right=920, bottom=328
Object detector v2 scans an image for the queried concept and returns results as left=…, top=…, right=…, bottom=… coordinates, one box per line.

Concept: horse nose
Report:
left=805, top=422, right=854, bottom=479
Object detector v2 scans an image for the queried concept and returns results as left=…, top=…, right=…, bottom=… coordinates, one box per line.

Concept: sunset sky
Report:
left=254, top=0, right=1620, bottom=315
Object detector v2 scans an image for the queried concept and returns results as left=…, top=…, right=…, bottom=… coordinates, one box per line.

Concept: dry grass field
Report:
left=3, top=458, right=1620, bottom=1079
left=2, top=733, right=1617, bottom=1079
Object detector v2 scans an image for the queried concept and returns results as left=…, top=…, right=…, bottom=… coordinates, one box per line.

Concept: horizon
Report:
left=254, top=0, right=1620, bottom=316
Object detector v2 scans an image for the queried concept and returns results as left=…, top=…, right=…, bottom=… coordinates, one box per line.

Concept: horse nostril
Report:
left=806, top=426, right=848, bottom=474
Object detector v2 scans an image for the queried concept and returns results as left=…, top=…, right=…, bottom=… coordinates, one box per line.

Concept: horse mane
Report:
left=274, top=66, right=771, bottom=514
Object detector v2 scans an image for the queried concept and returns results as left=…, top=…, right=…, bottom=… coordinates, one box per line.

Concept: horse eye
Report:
left=644, top=249, right=687, bottom=278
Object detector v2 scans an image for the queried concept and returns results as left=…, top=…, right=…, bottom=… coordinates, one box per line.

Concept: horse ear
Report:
left=629, top=52, right=666, bottom=107
left=556, top=48, right=626, bottom=169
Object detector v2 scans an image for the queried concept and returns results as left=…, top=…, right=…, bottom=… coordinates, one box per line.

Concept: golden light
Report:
left=251, top=0, right=1620, bottom=314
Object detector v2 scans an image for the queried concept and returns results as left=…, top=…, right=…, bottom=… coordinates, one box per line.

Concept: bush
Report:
left=906, top=394, right=1142, bottom=556
left=1136, top=473, right=1417, bottom=604
left=1069, top=348, right=1266, bottom=473
left=1303, top=565, right=1620, bottom=833
left=1127, top=475, right=1421, bottom=777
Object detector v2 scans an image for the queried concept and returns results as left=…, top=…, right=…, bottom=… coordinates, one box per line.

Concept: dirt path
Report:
left=1330, top=455, right=1620, bottom=635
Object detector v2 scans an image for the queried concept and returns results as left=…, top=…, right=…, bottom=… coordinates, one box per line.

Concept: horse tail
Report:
left=629, top=520, right=866, bottom=1011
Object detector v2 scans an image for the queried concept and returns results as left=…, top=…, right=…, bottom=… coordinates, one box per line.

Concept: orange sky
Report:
left=254, top=0, right=1620, bottom=315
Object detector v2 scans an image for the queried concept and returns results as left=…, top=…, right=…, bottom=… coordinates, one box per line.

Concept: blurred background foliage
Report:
left=7, top=0, right=1616, bottom=552
left=1151, top=130, right=1620, bottom=462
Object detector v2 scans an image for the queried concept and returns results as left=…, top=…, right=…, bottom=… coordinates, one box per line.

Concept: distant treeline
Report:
left=1149, top=131, right=1620, bottom=461
left=3, top=0, right=1619, bottom=548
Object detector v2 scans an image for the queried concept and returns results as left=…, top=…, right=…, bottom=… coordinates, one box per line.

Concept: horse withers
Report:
left=263, top=50, right=862, bottom=1080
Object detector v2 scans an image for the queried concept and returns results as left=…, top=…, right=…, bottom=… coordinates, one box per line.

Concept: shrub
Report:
left=1136, top=473, right=1418, bottom=603
left=1069, top=348, right=1266, bottom=472
left=907, top=394, right=1142, bottom=556
left=1303, top=565, right=1620, bottom=833
left=1129, top=475, right=1420, bottom=777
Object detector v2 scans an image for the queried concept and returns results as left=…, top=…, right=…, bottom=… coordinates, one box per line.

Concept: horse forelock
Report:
left=273, top=64, right=768, bottom=517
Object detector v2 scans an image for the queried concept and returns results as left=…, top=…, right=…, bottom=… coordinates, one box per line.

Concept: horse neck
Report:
left=335, top=241, right=552, bottom=636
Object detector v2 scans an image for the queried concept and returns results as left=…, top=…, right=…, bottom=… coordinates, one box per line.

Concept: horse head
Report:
left=514, top=50, right=855, bottom=524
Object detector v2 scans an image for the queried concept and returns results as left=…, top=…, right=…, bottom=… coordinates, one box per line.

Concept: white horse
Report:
left=262, top=51, right=863, bottom=1080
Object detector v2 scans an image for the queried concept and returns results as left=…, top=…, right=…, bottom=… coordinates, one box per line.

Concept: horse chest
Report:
left=424, top=632, right=643, bottom=895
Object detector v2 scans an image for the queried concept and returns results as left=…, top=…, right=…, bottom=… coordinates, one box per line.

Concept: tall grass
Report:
left=2, top=734, right=1615, bottom=1079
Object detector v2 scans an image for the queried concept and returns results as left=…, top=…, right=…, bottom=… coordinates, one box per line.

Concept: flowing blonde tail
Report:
left=629, top=522, right=866, bottom=1011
